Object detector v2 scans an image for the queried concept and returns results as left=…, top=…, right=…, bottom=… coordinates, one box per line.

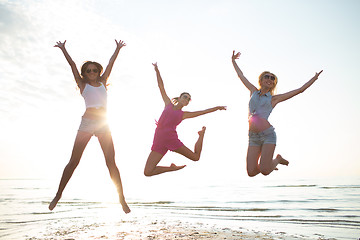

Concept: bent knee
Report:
left=144, top=169, right=153, bottom=177
left=247, top=164, right=260, bottom=177
left=188, top=154, right=200, bottom=161
left=247, top=169, right=259, bottom=177
left=259, top=167, right=272, bottom=176
left=192, top=156, right=200, bottom=161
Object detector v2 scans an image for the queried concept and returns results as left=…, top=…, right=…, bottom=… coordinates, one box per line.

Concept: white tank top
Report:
left=81, top=83, right=107, bottom=109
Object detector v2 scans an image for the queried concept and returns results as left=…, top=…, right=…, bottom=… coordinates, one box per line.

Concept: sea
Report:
left=0, top=176, right=359, bottom=240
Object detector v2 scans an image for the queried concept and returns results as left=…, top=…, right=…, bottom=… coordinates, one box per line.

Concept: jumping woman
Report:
left=231, top=50, right=322, bottom=177
left=144, top=62, right=226, bottom=177
left=49, top=40, right=130, bottom=213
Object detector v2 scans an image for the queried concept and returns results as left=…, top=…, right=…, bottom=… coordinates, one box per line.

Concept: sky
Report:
left=0, top=0, right=360, bottom=194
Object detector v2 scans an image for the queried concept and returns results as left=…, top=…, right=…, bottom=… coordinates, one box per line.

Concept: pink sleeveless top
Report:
left=156, top=104, right=184, bottom=131
left=151, top=104, right=184, bottom=155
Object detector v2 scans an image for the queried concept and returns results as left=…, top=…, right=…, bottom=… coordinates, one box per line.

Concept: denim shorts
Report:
left=78, top=117, right=110, bottom=136
left=248, top=126, right=277, bottom=146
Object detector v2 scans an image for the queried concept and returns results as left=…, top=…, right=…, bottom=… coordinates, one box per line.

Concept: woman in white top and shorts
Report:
left=49, top=40, right=130, bottom=214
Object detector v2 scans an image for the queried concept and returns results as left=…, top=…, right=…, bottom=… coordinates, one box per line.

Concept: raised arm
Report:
left=272, top=70, right=323, bottom=107
left=153, top=62, right=171, bottom=106
left=54, top=40, right=82, bottom=86
left=101, top=39, right=126, bottom=83
left=183, top=106, right=227, bottom=120
left=232, top=51, right=257, bottom=93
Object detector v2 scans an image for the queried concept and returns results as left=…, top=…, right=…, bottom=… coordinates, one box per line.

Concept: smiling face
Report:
left=261, top=74, right=275, bottom=88
left=85, top=64, right=100, bottom=82
left=178, top=92, right=191, bottom=106
left=80, top=61, right=103, bottom=83
left=259, top=71, right=278, bottom=94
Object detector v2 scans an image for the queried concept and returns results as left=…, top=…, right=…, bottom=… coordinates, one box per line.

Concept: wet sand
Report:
left=25, top=218, right=304, bottom=240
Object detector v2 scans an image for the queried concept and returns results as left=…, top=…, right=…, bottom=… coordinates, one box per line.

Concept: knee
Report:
left=247, top=169, right=259, bottom=177
left=144, top=168, right=152, bottom=177
left=189, top=154, right=200, bottom=161
left=105, top=159, right=117, bottom=170
left=259, top=166, right=272, bottom=176
left=192, top=156, right=200, bottom=161
left=246, top=165, right=260, bottom=177
left=67, top=158, right=80, bottom=170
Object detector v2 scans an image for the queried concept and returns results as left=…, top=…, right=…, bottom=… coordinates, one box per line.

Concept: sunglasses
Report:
left=86, top=68, right=99, bottom=73
left=264, top=75, right=275, bottom=81
left=182, top=95, right=191, bottom=101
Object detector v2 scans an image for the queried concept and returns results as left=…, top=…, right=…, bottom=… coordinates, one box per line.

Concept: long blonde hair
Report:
left=258, top=71, right=278, bottom=95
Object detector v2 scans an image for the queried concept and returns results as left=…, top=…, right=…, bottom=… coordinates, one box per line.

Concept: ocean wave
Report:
left=321, top=186, right=360, bottom=189
left=270, top=184, right=317, bottom=188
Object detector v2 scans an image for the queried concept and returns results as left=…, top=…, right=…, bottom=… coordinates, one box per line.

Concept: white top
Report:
left=81, top=83, right=107, bottom=109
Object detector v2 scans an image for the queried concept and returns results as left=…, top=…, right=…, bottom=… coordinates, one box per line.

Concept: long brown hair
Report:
left=80, top=61, right=103, bottom=83
left=172, top=92, right=191, bottom=105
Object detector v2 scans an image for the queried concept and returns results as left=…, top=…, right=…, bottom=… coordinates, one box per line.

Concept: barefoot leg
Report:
left=259, top=145, right=288, bottom=176
left=144, top=151, right=186, bottom=176
left=49, top=132, right=92, bottom=211
left=98, top=133, right=130, bottom=214
left=174, top=126, right=206, bottom=161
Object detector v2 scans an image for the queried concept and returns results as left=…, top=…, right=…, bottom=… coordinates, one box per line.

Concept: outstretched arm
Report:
left=183, top=106, right=227, bottom=120
left=232, top=51, right=257, bottom=93
left=54, top=40, right=82, bottom=86
left=153, top=62, right=171, bottom=106
left=101, top=39, right=126, bottom=82
left=272, top=70, right=323, bottom=107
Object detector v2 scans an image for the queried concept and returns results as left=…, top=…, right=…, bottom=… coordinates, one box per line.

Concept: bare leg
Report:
left=259, top=144, right=288, bottom=176
left=49, top=131, right=92, bottom=210
left=174, top=126, right=206, bottom=161
left=144, top=151, right=186, bottom=176
left=97, top=133, right=130, bottom=214
left=246, top=146, right=261, bottom=177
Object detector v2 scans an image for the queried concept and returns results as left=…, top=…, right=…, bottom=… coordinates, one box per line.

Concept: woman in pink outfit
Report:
left=144, top=62, right=226, bottom=177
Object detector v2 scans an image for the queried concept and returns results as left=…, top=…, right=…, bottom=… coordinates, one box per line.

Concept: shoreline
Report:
left=21, top=217, right=312, bottom=240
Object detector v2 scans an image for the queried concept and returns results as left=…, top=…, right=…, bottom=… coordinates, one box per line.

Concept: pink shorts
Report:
left=151, top=129, right=184, bottom=155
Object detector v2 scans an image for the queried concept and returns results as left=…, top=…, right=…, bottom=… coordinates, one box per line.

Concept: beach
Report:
left=1, top=177, right=359, bottom=240
left=18, top=211, right=310, bottom=240
left=22, top=219, right=292, bottom=240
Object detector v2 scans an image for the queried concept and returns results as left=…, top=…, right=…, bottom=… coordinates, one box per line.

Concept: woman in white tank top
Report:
left=49, top=40, right=130, bottom=214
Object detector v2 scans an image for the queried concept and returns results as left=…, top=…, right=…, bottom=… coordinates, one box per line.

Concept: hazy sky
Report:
left=1, top=0, right=359, bottom=190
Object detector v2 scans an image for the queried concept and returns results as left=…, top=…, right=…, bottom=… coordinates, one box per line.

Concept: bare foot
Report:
left=49, top=194, right=61, bottom=211
left=170, top=163, right=186, bottom=172
left=276, top=154, right=289, bottom=166
left=120, top=198, right=131, bottom=214
left=198, top=126, right=206, bottom=136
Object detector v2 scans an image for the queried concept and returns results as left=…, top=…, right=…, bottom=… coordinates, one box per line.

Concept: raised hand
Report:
left=152, top=62, right=159, bottom=70
left=54, top=40, right=66, bottom=49
left=314, top=70, right=323, bottom=79
left=232, top=50, right=241, bottom=60
left=115, top=39, right=126, bottom=49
